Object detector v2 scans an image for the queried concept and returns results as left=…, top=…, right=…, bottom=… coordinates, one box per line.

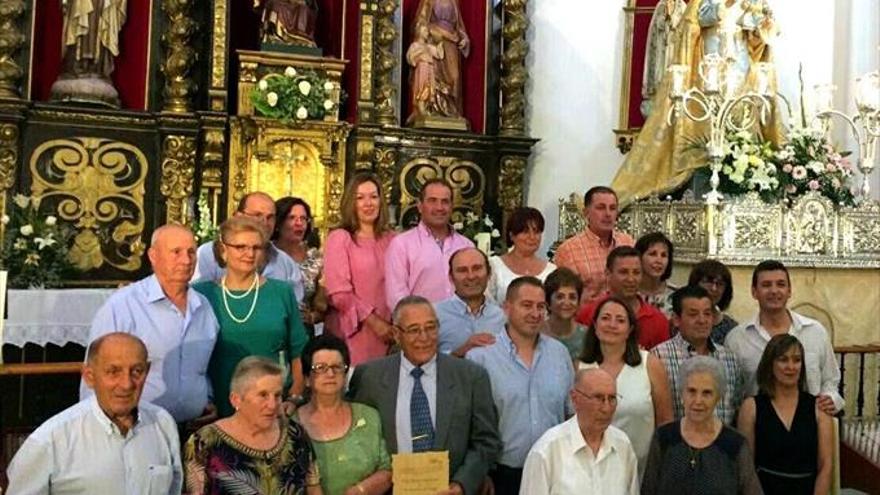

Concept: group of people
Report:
left=5, top=178, right=842, bottom=495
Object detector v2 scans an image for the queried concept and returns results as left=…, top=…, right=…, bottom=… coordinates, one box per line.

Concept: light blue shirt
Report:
left=435, top=295, right=507, bottom=354
left=395, top=354, right=438, bottom=453
left=468, top=330, right=575, bottom=468
left=6, top=395, right=182, bottom=495
left=192, top=241, right=305, bottom=303
left=81, top=275, right=219, bottom=422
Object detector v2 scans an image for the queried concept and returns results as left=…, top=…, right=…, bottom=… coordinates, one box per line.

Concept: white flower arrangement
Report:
left=251, top=67, right=339, bottom=122
left=1, top=194, right=75, bottom=288
left=453, top=212, right=502, bottom=254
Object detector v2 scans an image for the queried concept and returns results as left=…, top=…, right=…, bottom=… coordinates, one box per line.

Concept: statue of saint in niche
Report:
left=406, top=0, right=470, bottom=130
left=255, top=0, right=319, bottom=48
left=50, top=0, right=128, bottom=107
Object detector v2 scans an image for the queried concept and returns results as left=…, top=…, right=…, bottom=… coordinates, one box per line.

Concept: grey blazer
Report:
left=348, top=352, right=501, bottom=495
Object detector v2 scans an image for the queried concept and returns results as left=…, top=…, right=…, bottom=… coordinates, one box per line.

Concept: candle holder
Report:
left=667, top=59, right=774, bottom=205
left=813, top=69, right=880, bottom=198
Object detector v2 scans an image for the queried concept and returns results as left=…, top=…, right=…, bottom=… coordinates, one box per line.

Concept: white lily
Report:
left=298, top=80, right=312, bottom=96
left=20, top=224, right=33, bottom=236
left=453, top=222, right=464, bottom=231
left=483, top=215, right=493, bottom=227
left=296, top=107, right=308, bottom=119
left=324, top=81, right=334, bottom=91
left=285, top=66, right=297, bottom=77
left=258, top=79, right=269, bottom=91
left=45, top=215, right=57, bottom=226
left=323, top=99, right=334, bottom=110
left=266, top=92, right=279, bottom=107
left=34, top=236, right=57, bottom=250
left=12, top=194, right=29, bottom=208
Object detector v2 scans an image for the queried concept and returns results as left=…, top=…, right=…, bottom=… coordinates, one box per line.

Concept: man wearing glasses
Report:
left=348, top=295, right=501, bottom=495
left=192, top=191, right=305, bottom=303
left=521, top=368, right=639, bottom=494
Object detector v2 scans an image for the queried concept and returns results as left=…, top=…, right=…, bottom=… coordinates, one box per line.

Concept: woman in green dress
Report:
left=193, top=216, right=308, bottom=418
left=294, top=334, right=391, bottom=495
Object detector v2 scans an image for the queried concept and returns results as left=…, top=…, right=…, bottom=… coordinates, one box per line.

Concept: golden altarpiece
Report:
left=0, top=0, right=535, bottom=284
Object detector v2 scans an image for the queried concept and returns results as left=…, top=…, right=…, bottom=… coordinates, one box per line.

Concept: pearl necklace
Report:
left=221, top=274, right=260, bottom=324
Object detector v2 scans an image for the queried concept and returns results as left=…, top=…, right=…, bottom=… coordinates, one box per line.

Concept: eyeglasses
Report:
left=241, top=210, right=276, bottom=223
left=311, top=363, right=349, bottom=375
left=223, top=242, right=266, bottom=253
left=395, top=324, right=439, bottom=338
left=573, top=388, right=621, bottom=405
left=287, top=215, right=310, bottom=224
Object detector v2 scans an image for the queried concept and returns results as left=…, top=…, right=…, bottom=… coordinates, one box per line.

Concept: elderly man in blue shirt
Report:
left=467, top=276, right=575, bottom=494
left=435, top=247, right=506, bottom=357
left=11, top=333, right=182, bottom=494
left=82, top=224, right=219, bottom=427
left=191, top=191, right=304, bottom=302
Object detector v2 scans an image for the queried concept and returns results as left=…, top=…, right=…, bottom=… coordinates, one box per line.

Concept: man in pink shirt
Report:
left=575, top=246, right=670, bottom=350
left=385, top=178, right=474, bottom=310
left=553, top=186, right=634, bottom=302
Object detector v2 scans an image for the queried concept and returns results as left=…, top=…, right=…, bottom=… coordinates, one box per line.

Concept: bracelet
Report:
left=355, top=483, right=366, bottom=495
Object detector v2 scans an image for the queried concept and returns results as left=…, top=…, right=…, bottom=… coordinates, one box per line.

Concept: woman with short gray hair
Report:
left=642, top=356, right=762, bottom=495
left=184, top=356, right=321, bottom=494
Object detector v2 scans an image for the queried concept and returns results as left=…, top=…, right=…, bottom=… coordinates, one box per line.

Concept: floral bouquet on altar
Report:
left=714, top=130, right=781, bottom=203
left=193, top=190, right=219, bottom=243
left=706, top=126, right=856, bottom=207
left=251, top=66, right=338, bottom=122
left=774, top=125, right=856, bottom=206
left=0, top=194, right=74, bottom=288
left=453, top=212, right=501, bottom=255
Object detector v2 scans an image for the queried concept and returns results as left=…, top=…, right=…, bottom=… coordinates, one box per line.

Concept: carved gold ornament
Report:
left=28, top=137, right=147, bottom=271
left=160, top=135, right=197, bottom=225
left=399, top=156, right=485, bottom=227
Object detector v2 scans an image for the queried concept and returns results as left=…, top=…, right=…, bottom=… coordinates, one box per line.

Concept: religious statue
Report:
left=641, top=0, right=687, bottom=117
left=50, top=0, right=128, bottom=108
left=255, top=0, right=318, bottom=48
left=406, top=0, right=470, bottom=130
left=406, top=25, right=455, bottom=121
left=612, top=0, right=781, bottom=206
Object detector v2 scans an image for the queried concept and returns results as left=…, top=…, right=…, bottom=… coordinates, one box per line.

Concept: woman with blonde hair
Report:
left=193, top=216, right=308, bottom=417
left=323, top=173, right=396, bottom=365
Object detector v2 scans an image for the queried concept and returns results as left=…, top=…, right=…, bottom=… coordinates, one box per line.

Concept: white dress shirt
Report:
left=724, top=310, right=844, bottom=411
left=6, top=396, right=182, bottom=495
left=395, top=354, right=438, bottom=453
left=520, top=417, right=639, bottom=495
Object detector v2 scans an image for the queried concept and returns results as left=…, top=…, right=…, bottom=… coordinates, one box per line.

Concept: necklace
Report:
left=221, top=274, right=260, bottom=323
left=688, top=445, right=700, bottom=469
left=222, top=273, right=258, bottom=299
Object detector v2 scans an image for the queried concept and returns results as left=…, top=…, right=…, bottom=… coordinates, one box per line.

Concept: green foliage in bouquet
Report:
left=0, top=195, right=75, bottom=288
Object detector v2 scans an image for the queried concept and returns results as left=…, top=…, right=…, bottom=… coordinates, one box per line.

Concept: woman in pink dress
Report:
left=324, top=173, right=396, bottom=365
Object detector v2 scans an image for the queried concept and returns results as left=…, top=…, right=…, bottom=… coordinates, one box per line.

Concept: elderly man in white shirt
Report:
left=724, top=260, right=844, bottom=414
left=520, top=368, right=639, bottom=495
left=7, top=333, right=182, bottom=495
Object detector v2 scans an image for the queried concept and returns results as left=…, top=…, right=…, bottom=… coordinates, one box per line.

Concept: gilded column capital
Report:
left=500, top=0, right=528, bottom=136
left=162, top=0, right=198, bottom=113
left=160, top=135, right=197, bottom=225
left=0, top=0, right=26, bottom=99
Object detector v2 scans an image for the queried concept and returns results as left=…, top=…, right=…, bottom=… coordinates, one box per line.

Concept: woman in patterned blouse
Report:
left=185, top=356, right=321, bottom=494
left=274, top=196, right=325, bottom=328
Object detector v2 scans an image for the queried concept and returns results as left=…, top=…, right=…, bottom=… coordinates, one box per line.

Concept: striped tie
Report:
left=410, top=366, right=434, bottom=452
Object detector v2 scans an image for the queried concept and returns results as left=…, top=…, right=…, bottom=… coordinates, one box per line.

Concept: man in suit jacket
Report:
left=349, top=295, right=501, bottom=495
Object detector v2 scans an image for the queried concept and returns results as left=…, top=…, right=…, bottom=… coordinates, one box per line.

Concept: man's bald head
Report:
left=148, top=224, right=197, bottom=286
left=576, top=368, right=616, bottom=394
left=87, top=332, right=148, bottom=365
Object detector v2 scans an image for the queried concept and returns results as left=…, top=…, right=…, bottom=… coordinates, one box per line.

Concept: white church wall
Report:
left=525, top=0, right=880, bottom=255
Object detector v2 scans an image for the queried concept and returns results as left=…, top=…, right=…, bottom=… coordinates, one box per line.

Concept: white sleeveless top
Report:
left=579, top=349, right=654, bottom=476
left=486, top=255, right=557, bottom=303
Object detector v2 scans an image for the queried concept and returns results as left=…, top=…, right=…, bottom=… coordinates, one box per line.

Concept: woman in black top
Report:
left=642, top=356, right=763, bottom=495
left=737, top=334, right=833, bottom=494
